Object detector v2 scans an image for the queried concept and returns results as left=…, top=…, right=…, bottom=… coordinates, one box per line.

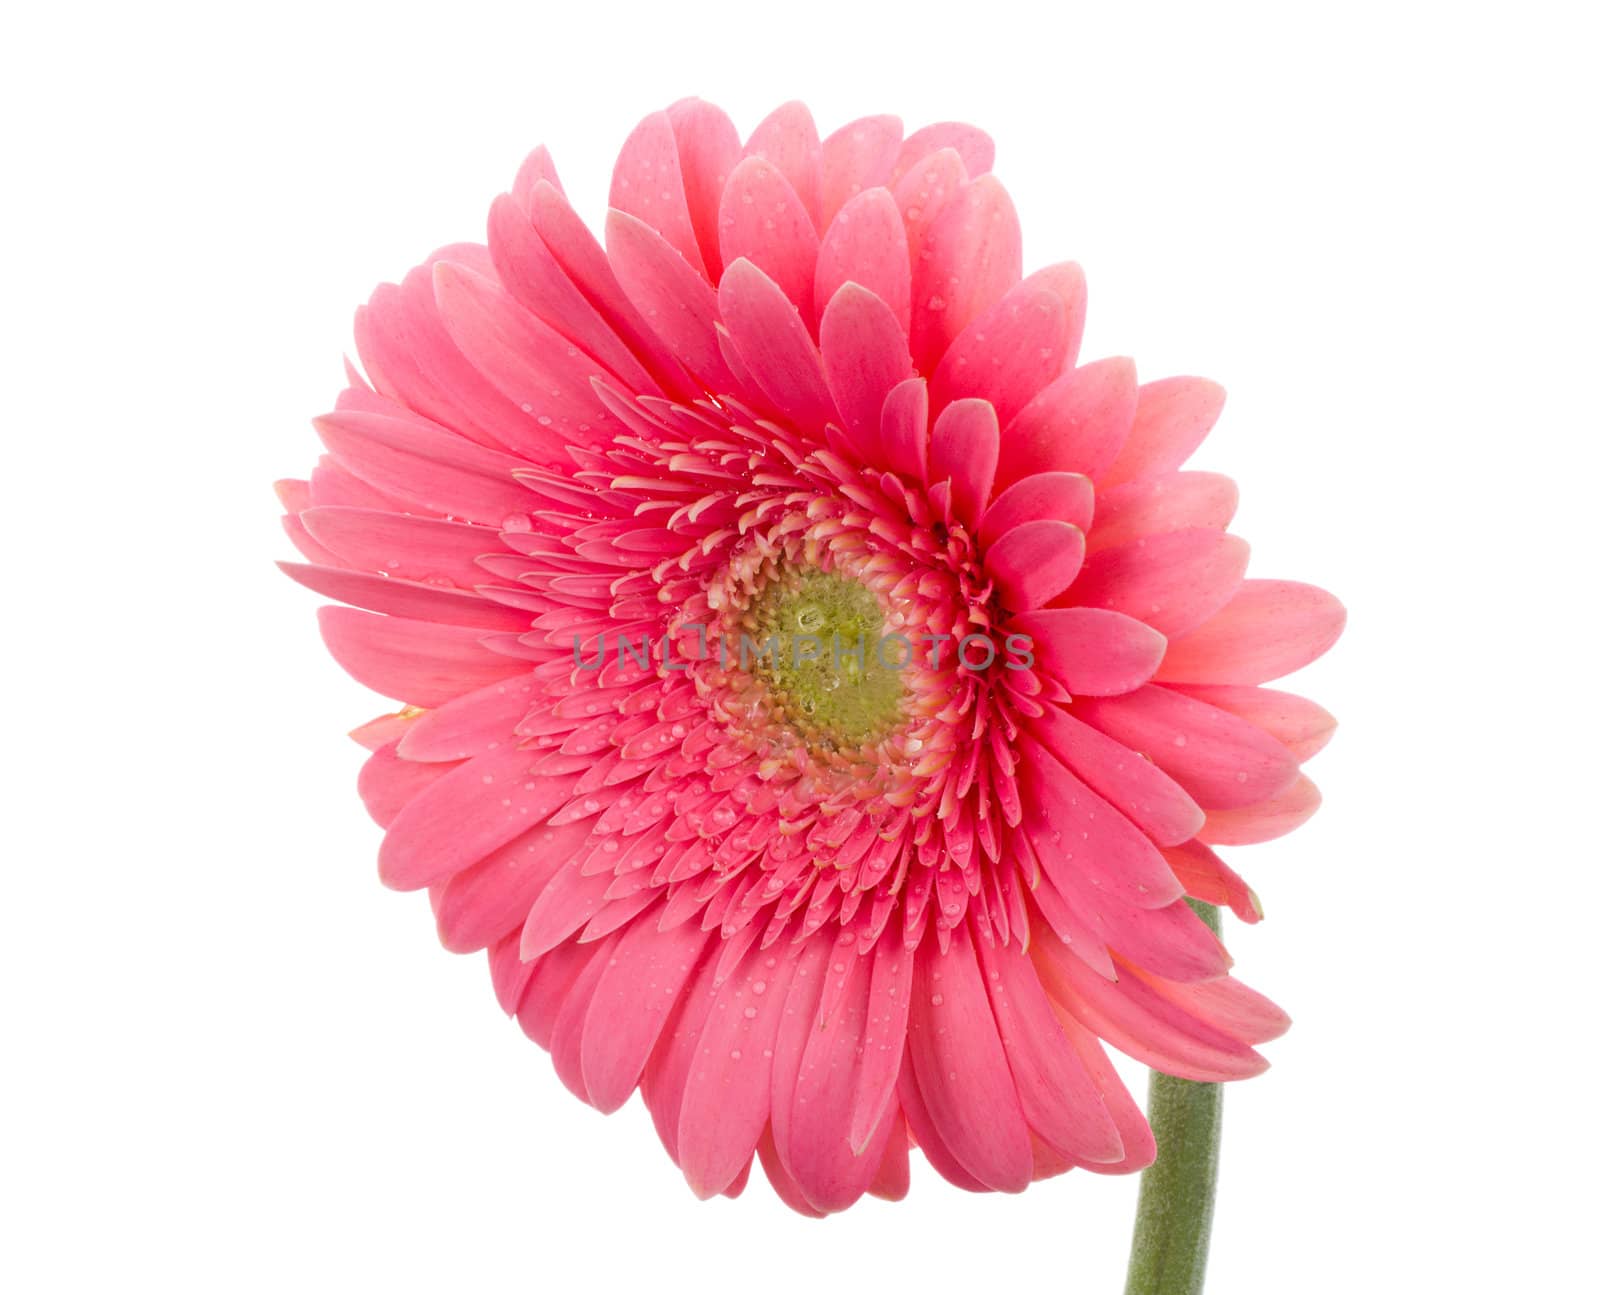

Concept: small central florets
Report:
left=744, top=568, right=906, bottom=748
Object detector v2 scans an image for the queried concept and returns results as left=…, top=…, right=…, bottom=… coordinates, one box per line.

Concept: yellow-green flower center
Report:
left=743, top=569, right=906, bottom=748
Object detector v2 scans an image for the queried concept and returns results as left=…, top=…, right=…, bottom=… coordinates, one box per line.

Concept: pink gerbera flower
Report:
left=278, top=99, right=1343, bottom=1214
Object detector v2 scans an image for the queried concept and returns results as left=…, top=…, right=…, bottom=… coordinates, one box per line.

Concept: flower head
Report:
left=279, top=99, right=1343, bottom=1213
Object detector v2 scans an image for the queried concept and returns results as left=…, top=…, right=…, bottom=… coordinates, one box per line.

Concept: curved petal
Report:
left=813, top=187, right=910, bottom=332
left=609, top=111, right=705, bottom=276
left=580, top=917, right=714, bottom=1113
left=1072, top=685, right=1301, bottom=810
left=892, top=121, right=994, bottom=184
left=1198, top=773, right=1322, bottom=845
left=1071, top=528, right=1250, bottom=640
left=666, top=97, right=741, bottom=279
left=742, top=100, right=823, bottom=229
left=357, top=741, right=458, bottom=828
left=1166, top=684, right=1337, bottom=761
left=1028, top=704, right=1205, bottom=847
left=995, top=357, right=1139, bottom=493
left=819, top=282, right=912, bottom=467
left=1156, top=580, right=1347, bottom=684
left=317, top=606, right=526, bottom=709
left=910, top=175, right=1022, bottom=373
left=718, top=258, right=839, bottom=434
left=978, top=471, right=1095, bottom=548
left=1009, top=607, right=1166, bottom=697
left=987, top=520, right=1086, bottom=611
left=1100, top=376, right=1227, bottom=488
left=820, top=114, right=903, bottom=228
left=299, top=507, right=499, bottom=592
left=718, top=155, right=821, bottom=331
left=879, top=376, right=930, bottom=484
left=973, top=934, right=1125, bottom=1164
left=906, top=928, right=1034, bottom=1191
left=1089, top=471, right=1239, bottom=552
left=314, top=409, right=536, bottom=526
left=928, top=398, right=999, bottom=526
left=604, top=209, right=735, bottom=390
left=929, top=271, right=1080, bottom=425
left=377, top=749, right=574, bottom=891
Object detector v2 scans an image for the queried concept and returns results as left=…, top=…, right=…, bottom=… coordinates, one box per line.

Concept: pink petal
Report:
left=929, top=270, right=1081, bottom=425
left=675, top=934, right=800, bottom=1197
left=892, top=147, right=968, bottom=276
left=867, top=1118, right=911, bottom=1201
left=819, top=114, right=903, bottom=228
left=1008, top=607, right=1167, bottom=696
left=818, top=283, right=912, bottom=468
left=1072, top=685, right=1301, bottom=810
left=718, top=155, right=821, bottom=332
left=434, top=816, right=595, bottom=953
left=509, top=144, right=563, bottom=210
left=1016, top=733, right=1186, bottom=909
left=432, top=260, right=614, bottom=450
left=280, top=562, right=526, bottom=631
left=987, top=520, right=1086, bottom=611
left=549, top=930, right=622, bottom=1104
left=665, top=97, right=741, bottom=279
left=1100, top=376, right=1227, bottom=488
left=978, top=471, right=1095, bottom=549
left=353, top=262, right=548, bottom=457
left=1048, top=1007, right=1155, bottom=1173
left=317, top=606, right=526, bottom=708
left=1167, top=685, right=1337, bottom=761
left=1162, top=839, right=1262, bottom=923
left=717, top=258, right=838, bottom=434
left=1156, top=969, right=1290, bottom=1047
left=314, top=409, right=536, bottom=526
left=357, top=741, right=457, bottom=828
left=1156, top=580, right=1347, bottom=684
left=766, top=939, right=830, bottom=1185
left=895, top=1052, right=989, bottom=1192
left=609, top=111, right=705, bottom=276
left=486, top=193, right=659, bottom=396
left=640, top=953, right=721, bottom=1162
left=580, top=917, right=714, bottom=1113
left=1071, top=528, right=1250, bottom=639
left=928, top=398, right=999, bottom=527
left=518, top=860, right=614, bottom=959
left=1089, top=471, right=1239, bottom=552
left=1199, top=773, right=1322, bottom=845
left=516, top=940, right=596, bottom=1049
left=892, top=121, right=995, bottom=184
left=396, top=673, right=538, bottom=762
left=307, top=447, right=411, bottom=511
left=973, top=935, right=1125, bottom=1165
left=604, top=209, right=735, bottom=390
left=1034, top=928, right=1267, bottom=1081
left=995, top=357, right=1139, bottom=493
left=813, top=187, right=911, bottom=332
left=377, top=749, right=573, bottom=891
left=742, top=100, right=823, bottom=230
left=848, top=929, right=915, bottom=1153
left=910, top=175, right=1022, bottom=374
left=1028, top=704, right=1205, bottom=847
left=527, top=183, right=697, bottom=396
left=906, top=928, right=1033, bottom=1191
left=757, top=1128, right=828, bottom=1218
left=786, top=948, right=898, bottom=1211
left=879, top=376, right=930, bottom=484
left=300, top=506, right=500, bottom=590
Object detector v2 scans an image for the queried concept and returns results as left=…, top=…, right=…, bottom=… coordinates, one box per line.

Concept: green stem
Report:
left=1123, top=901, right=1224, bottom=1295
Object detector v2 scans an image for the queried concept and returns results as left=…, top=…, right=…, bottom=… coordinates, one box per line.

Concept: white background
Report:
left=5, top=2, right=1596, bottom=1290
